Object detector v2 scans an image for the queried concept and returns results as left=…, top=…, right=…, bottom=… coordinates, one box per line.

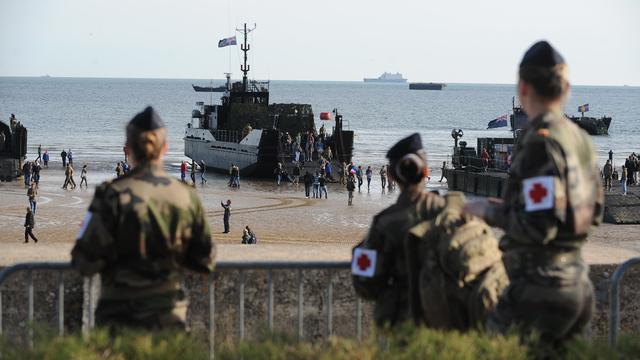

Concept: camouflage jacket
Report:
left=352, top=190, right=445, bottom=327
left=485, top=112, right=603, bottom=279
left=71, top=162, right=215, bottom=300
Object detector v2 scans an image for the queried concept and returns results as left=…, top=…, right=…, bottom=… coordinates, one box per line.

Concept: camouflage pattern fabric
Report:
left=405, top=192, right=508, bottom=330
left=485, top=111, right=603, bottom=343
left=71, top=162, right=215, bottom=330
left=352, top=191, right=445, bottom=327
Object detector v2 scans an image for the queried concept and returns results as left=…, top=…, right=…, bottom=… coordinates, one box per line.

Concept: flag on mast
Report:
left=487, top=114, right=508, bottom=129
left=218, top=36, right=237, bottom=48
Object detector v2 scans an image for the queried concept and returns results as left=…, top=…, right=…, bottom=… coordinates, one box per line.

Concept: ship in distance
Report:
left=363, top=72, right=407, bottom=83
left=409, top=82, right=447, bottom=90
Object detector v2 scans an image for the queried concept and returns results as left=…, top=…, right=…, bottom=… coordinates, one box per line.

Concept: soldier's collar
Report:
left=132, top=161, right=165, bottom=173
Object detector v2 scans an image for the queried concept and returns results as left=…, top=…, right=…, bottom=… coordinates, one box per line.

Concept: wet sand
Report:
left=0, top=166, right=639, bottom=266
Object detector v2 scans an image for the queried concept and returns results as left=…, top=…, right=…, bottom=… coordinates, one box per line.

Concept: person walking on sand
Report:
left=27, top=183, right=38, bottom=214
left=380, top=165, right=388, bottom=192
left=312, top=171, right=320, bottom=198
left=24, top=207, right=38, bottom=243
left=43, top=150, right=49, bottom=168
left=303, top=170, right=313, bottom=198
left=63, top=163, right=76, bottom=189
left=67, top=149, right=74, bottom=166
left=22, top=161, right=31, bottom=187
left=274, top=162, right=283, bottom=186
left=621, top=165, right=628, bottom=195
left=61, top=149, right=67, bottom=168
left=347, top=174, right=356, bottom=206
left=221, top=200, right=231, bottom=233
left=115, top=162, right=124, bottom=178
left=190, top=160, right=197, bottom=186
left=200, top=160, right=207, bottom=184
left=366, top=166, right=373, bottom=192
left=356, top=166, right=363, bottom=192
left=603, top=160, right=613, bottom=191
left=36, top=144, right=42, bottom=162
left=80, top=164, right=88, bottom=188
left=180, top=161, right=187, bottom=183
left=319, top=174, right=328, bottom=199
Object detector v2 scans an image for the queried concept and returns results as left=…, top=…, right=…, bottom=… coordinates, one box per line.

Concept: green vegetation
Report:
left=1, top=326, right=639, bottom=359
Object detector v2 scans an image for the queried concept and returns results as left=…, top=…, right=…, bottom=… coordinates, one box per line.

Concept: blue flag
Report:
left=218, top=36, right=237, bottom=48
left=487, top=114, right=508, bottom=129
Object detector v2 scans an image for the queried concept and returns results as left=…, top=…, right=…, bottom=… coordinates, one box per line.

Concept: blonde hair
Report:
left=126, top=126, right=167, bottom=163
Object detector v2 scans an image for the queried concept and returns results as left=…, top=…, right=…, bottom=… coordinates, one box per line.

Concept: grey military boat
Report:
left=184, top=24, right=355, bottom=177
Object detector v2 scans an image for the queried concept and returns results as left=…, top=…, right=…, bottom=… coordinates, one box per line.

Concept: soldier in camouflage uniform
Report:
left=352, top=133, right=445, bottom=328
left=464, top=41, right=603, bottom=345
left=71, top=106, right=216, bottom=331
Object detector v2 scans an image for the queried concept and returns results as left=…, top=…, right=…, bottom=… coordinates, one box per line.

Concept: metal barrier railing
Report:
left=0, top=261, right=359, bottom=359
left=608, top=257, right=640, bottom=346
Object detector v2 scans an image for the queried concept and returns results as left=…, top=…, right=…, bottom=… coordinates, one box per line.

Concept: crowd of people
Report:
left=601, top=151, right=639, bottom=195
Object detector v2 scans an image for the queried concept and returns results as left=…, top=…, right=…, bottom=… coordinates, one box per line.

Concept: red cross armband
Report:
left=352, top=248, right=377, bottom=277
left=522, top=176, right=565, bottom=212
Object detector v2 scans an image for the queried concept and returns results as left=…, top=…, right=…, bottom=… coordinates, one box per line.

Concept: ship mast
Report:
left=236, top=23, right=256, bottom=92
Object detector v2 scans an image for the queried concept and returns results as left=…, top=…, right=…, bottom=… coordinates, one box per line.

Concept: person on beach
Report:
left=63, top=163, right=77, bottom=189
left=115, top=162, right=124, bottom=178
left=190, top=160, right=197, bottom=186
left=24, top=207, right=38, bottom=243
left=32, top=161, right=41, bottom=187
left=621, top=165, right=628, bottom=195
left=199, top=160, right=207, bottom=184
left=366, top=166, right=373, bottom=192
left=22, top=161, right=31, bottom=187
left=27, top=183, right=37, bottom=214
left=221, top=200, right=231, bottom=233
left=71, top=106, right=215, bottom=331
left=351, top=133, right=444, bottom=328
left=481, top=147, right=490, bottom=171
left=463, top=41, right=603, bottom=346
left=339, top=162, right=346, bottom=185
left=61, top=149, right=67, bottom=168
left=380, top=165, right=387, bottom=192
left=356, top=166, right=363, bottom=192
left=180, top=161, right=187, bottom=183
left=43, top=150, right=49, bottom=168
left=80, top=164, right=88, bottom=188
left=346, top=174, right=356, bottom=206
left=67, top=149, right=73, bottom=166
left=241, top=226, right=257, bottom=244
left=36, top=144, right=42, bottom=162
left=274, top=162, right=283, bottom=186
left=292, top=162, right=301, bottom=186
left=319, top=174, right=328, bottom=199
left=603, top=160, right=613, bottom=191
left=312, top=171, right=320, bottom=198
left=303, top=170, right=313, bottom=198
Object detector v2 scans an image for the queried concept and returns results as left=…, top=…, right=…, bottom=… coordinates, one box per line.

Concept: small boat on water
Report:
left=409, top=82, right=446, bottom=90
left=192, top=84, right=227, bottom=92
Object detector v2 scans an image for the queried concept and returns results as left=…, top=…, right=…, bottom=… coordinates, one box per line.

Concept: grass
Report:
left=0, top=325, right=639, bottom=359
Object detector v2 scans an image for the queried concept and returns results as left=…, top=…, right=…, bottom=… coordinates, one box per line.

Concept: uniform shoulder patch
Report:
left=522, top=176, right=555, bottom=211
left=352, top=248, right=377, bottom=277
left=537, top=128, right=550, bottom=137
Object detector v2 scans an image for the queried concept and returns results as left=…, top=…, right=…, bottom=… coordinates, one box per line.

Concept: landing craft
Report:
left=0, top=115, right=28, bottom=181
left=184, top=23, right=354, bottom=177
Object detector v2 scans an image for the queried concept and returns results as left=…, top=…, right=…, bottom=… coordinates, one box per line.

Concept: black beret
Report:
left=386, top=133, right=423, bottom=161
left=520, top=41, right=565, bottom=68
left=128, top=106, right=165, bottom=131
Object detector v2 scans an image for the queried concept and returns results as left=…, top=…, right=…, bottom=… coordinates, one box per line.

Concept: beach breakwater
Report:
left=0, top=265, right=638, bottom=344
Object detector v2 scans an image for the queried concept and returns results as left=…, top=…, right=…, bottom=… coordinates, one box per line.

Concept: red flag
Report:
left=320, top=112, right=333, bottom=120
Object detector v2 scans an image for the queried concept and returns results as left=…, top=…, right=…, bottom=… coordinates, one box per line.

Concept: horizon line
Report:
left=0, top=75, right=637, bottom=88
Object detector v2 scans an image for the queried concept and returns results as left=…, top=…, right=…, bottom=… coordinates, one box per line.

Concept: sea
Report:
left=1, top=77, right=638, bottom=176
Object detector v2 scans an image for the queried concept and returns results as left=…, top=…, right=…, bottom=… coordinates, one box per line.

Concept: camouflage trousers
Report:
left=95, top=291, right=188, bottom=332
left=486, top=275, right=594, bottom=344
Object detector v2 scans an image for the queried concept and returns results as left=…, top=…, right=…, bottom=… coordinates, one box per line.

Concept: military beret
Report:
left=386, top=133, right=423, bottom=161
left=520, top=41, right=565, bottom=68
left=128, top=106, right=165, bottom=131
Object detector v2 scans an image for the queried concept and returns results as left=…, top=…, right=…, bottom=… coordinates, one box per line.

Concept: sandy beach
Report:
left=1, top=165, right=639, bottom=266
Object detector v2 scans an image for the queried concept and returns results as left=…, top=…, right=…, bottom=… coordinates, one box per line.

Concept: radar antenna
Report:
left=236, top=23, right=257, bottom=92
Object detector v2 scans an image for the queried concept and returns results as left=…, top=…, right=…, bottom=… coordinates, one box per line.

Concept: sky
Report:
left=1, top=0, right=639, bottom=85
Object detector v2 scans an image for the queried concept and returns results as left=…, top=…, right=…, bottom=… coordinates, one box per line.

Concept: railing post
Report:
left=267, top=270, right=274, bottom=331
left=238, top=270, right=245, bottom=341
left=209, top=273, right=215, bottom=360
left=297, top=269, right=303, bottom=339
left=57, top=271, right=64, bottom=336
left=356, top=297, right=362, bottom=340
left=326, top=271, right=333, bottom=337
left=609, top=257, right=640, bottom=346
left=27, top=269, right=34, bottom=348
